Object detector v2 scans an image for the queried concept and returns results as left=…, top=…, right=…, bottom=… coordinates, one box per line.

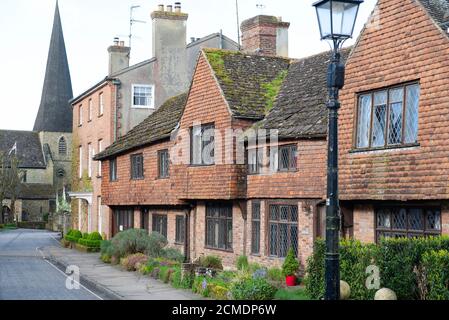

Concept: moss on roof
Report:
left=203, top=49, right=291, bottom=119
left=95, top=93, right=188, bottom=160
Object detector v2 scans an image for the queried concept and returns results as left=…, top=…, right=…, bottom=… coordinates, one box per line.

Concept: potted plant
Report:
left=282, top=248, right=300, bottom=287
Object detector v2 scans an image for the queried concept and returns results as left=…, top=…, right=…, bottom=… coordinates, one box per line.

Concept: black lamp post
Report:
left=313, top=0, right=363, bottom=301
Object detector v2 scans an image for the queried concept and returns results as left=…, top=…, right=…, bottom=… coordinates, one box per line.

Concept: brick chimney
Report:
left=241, top=15, right=290, bottom=57
left=151, top=3, right=189, bottom=99
left=108, top=37, right=130, bottom=75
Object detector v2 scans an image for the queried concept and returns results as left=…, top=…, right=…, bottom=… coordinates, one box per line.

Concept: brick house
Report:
left=95, top=14, right=347, bottom=269
left=70, top=4, right=238, bottom=237
left=339, top=0, right=449, bottom=243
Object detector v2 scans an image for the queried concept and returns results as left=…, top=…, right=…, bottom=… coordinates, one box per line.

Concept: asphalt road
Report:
left=0, top=229, right=100, bottom=300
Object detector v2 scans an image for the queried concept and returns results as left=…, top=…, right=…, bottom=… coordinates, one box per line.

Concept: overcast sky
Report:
left=0, top=0, right=377, bottom=131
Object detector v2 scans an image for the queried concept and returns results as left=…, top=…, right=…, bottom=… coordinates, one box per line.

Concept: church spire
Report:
left=33, top=1, right=73, bottom=133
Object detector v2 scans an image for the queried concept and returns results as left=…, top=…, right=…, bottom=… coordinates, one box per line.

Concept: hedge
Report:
left=305, top=236, right=449, bottom=300
left=422, top=250, right=449, bottom=300
left=64, top=230, right=82, bottom=243
left=77, top=232, right=103, bottom=248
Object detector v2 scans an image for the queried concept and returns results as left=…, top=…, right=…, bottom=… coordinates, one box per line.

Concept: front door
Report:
left=112, top=208, right=134, bottom=236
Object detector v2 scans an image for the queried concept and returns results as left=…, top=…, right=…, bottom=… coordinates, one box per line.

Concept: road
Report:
left=0, top=229, right=101, bottom=300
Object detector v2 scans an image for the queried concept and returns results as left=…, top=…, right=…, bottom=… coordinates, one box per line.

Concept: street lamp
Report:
left=313, top=0, right=363, bottom=301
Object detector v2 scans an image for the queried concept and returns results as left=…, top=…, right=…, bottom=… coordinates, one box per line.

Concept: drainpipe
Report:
left=111, top=78, right=121, bottom=141
left=184, top=207, right=192, bottom=263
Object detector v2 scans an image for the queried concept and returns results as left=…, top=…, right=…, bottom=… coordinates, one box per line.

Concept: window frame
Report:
left=99, top=92, right=104, bottom=116
left=375, top=206, right=442, bottom=243
left=87, top=143, right=93, bottom=178
left=58, top=136, right=67, bottom=155
left=130, top=153, right=144, bottom=180
left=88, top=99, right=93, bottom=122
left=354, top=82, right=420, bottom=151
left=79, top=146, right=83, bottom=179
left=267, top=203, right=299, bottom=258
left=190, top=123, right=215, bottom=166
left=152, top=214, right=168, bottom=238
left=131, top=84, right=155, bottom=109
left=158, top=149, right=170, bottom=179
left=251, top=201, right=261, bottom=255
left=175, top=215, right=186, bottom=244
left=205, top=203, right=233, bottom=252
left=109, top=158, right=118, bottom=182
left=278, top=144, right=298, bottom=173
left=97, top=139, right=103, bottom=178
left=78, top=105, right=83, bottom=126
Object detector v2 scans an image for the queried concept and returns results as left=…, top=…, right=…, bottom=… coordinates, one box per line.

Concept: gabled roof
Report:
left=255, top=48, right=351, bottom=139
left=0, top=130, right=46, bottom=169
left=33, top=1, right=73, bottom=133
left=95, top=93, right=188, bottom=160
left=418, top=0, right=449, bottom=33
left=203, top=49, right=291, bottom=120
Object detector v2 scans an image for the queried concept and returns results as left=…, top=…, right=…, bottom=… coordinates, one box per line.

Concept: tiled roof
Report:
left=33, top=2, right=73, bottom=133
left=95, top=93, right=188, bottom=160
left=14, top=184, right=55, bottom=200
left=0, top=130, right=46, bottom=168
left=418, top=0, right=449, bottom=32
left=203, top=49, right=291, bottom=120
left=255, top=48, right=351, bottom=139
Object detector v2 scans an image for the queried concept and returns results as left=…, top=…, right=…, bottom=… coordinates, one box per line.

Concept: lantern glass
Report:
left=314, top=0, right=362, bottom=40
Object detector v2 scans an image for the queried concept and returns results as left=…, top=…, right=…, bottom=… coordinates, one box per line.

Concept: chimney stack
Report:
left=108, top=38, right=131, bottom=75
left=174, top=2, right=181, bottom=13
left=241, top=15, right=290, bottom=57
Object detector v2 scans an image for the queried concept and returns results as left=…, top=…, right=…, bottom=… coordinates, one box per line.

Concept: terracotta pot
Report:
left=286, top=275, right=296, bottom=287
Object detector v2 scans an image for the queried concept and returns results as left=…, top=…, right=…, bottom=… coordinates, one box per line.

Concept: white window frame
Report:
left=99, top=92, right=104, bottom=116
left=79, top=146, right=83, bottom=178
left=97, top=139, right=103, bottom=177
left=88, top=99, right=93, bottom=121
left=88, top=143, right=93, bottom=178
left=131, top=84, right=155, bottom=109
left=79, top=105, right=83, bottom=126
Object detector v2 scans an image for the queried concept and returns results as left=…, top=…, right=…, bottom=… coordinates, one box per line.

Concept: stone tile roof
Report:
left=13, top=184, right=55, bottom=200
left=418, top=0, right=449, bottom=32
left=203, top=49, right=291, bottom=120
left=0, top=130, right=46, bottom=169
left=255, top=48, right=351, bottom=139
left=95, top=93, right=188, bottom=160
left=33, top=2, right=73, bottom=133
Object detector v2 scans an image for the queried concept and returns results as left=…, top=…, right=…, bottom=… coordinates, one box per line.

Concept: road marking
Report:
left=35, top=247, right=103, bottom=300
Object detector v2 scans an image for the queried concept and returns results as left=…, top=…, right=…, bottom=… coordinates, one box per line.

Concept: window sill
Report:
left=174, top=242, right=185, bottom=246
left=350, top=143, right=420, bottom=154
left=204, top=246, right=233, bottom=253
left=96, top=175, right=102, bottom=179
left=131, top=178, right=145, bottom=181
left=157, top=176, right=170, bottom=180
left=132, top=105, right=155, bottom=109
left=189, top=164, right=216, bottom=168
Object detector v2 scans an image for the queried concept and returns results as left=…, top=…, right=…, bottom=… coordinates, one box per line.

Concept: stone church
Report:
left=0, top=2, right=72, bottom=223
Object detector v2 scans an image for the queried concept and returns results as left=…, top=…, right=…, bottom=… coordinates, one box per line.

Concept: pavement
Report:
left=1, top=229, right=201, bottom=300
left=0, top=229, right=100, bottom=300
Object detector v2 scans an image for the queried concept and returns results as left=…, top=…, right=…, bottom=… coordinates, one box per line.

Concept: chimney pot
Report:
left=113, top=37, right=119, bottom=45
left=119, top=41, right=125, bottom=47
left=158, top=4, right=164, bottom=11
left=167, top=5, right=173, bottom=12
left=175, top=2, right=181, bottom=13
left=190, top=37, right=196, bottom=43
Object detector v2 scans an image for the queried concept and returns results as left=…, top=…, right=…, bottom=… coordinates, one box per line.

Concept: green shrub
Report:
left=88, top=232, right=103, bottom=241
left=82, top=233, right=89, bottom=239
left=161, top=248, right=185, bottom=263
left=236, top=255, right=249, bottom=271
left=180, top=273, right=195, bottom=289
left=282, top=248, right=300, bottom=277
left=230, top=277, right=277, bottom=300
left=169, top=267, right=182, bottom=288
left=159, top=266, right=173, bottom=283
left=197, top=255, right=223, bottom=270
left=267, top=268, right=284, bottom=282
left=64, top=230, right=82, bottom=243
left=422, top=250, right=449, bottom=300
left=110, top=229, right=164, bottom=258
left=0, top=224, right=3, bottom=229
left=249, top=263, right=263, bottom=273
left=340, top=239, right=377, bottom=300
left=305, top=239, right=325, bottom=300
left=192, top=276, right=208, bottom=296
left=78, top=238, right=102, bottom=248
left=147, top=232, right=169, bottom=258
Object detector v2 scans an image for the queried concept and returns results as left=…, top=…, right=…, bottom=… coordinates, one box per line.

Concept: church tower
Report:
left=34, top=1, right=73, bottom=193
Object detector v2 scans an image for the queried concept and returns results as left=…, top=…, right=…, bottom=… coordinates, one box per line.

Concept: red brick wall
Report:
left=352, top=204, right=376, bottom=244
left=172, top=53, right=254, bottom=200
left=340, top=0, right=449, bottom=201
left=247, top=139, right=327, bottom=199
left=101, top=140, right=187, bottom=206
